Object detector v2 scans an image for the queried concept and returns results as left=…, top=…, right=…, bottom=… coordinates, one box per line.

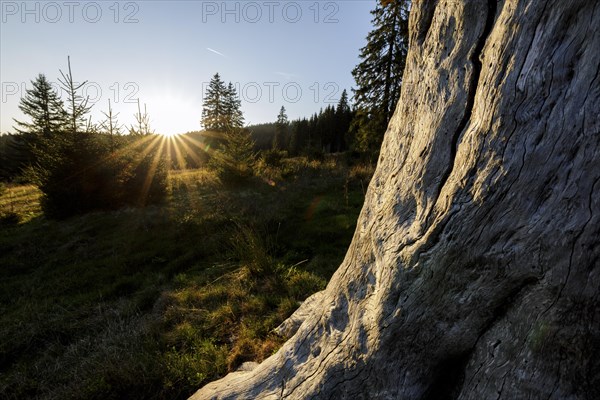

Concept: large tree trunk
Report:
left=191, top=0, right=599, bottom=398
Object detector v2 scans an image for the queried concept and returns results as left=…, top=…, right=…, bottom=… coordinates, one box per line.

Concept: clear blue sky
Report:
left=1, top=0, right=375, bottom=135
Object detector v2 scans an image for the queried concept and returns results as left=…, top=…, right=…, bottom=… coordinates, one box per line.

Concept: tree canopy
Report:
left=13, top=74, right=67, bottom=136
left=351, top=0, right=410, bottom=153
left=201, top=73, right=244, bottom=132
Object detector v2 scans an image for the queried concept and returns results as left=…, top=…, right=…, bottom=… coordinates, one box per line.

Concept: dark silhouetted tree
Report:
left=273, top=106, right=288, bottom=150
left=99, top=99, right=123, bottom=151
left=201, top=74, right=245, bottom=154
left=351, top=0, right=409, bottom=153
left=224, top=82, right=244, bottom=130
left=288, top=117, right=309, bottom=155
left=333, top=89, right=353, bottom=152
left=201, top=73, right=228, bottom=132
left=129, top=99, right=153, bottom=136
left=317, top=105, right=336, bottom=152
left=58, top=56, right=92, bottom=133
left=13, top=74, right=67, bottom=136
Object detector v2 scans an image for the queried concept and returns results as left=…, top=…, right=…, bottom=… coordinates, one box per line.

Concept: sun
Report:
left=160, top=131, right=181, bottom=138
left=145, top=92, right=199, bottom=137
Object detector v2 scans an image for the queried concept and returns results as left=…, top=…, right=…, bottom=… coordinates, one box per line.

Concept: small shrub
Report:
left=209, top=128, right=256, bottom=185
left=36, top=132, right=168, bottom=218
left=260, top=149, right=287, bottom=167
left=230, top=223, right=273, bottom=276
left=306, top=147, right=325, bottom=161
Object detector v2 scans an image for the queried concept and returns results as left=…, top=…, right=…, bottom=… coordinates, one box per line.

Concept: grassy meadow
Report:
left=0, top=156, right=373, bottom=399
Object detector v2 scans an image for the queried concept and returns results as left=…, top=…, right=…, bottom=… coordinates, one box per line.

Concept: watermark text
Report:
left=2, top=81, right=140, bottom=104
left=201, top=81, right=340, bottom=104
left=201, top=1, right=339, bottom=24
left=1, top=1, right=140, bottom=23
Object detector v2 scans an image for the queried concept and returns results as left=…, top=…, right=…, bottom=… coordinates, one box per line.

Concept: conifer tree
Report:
left=13, top=74, right=68, bottom=135
left=58, top=56, right=93, bottom=133
left=336, top=89, right=351, bottom=116
left=333, top=89, right=352, bottom=152
left=317, top=105, right=336, bottom=152
left=201, top=74, right=244, bottom=132
left=351, top=0, right=410, bottom=153
left=100, top=99, right=123, bottom=151
left=209, top=127, right=256, bottom=183
left=288, top=117, right=309, bottom=155
left=273, top=106, right=288, bottom=150
left=224, top=82, right=244, bottom=130
left=201, top=73, right=228, bottom=132
left=100, top=99, right=122, bottom=136
left=129, top=99, right=153, bottom=136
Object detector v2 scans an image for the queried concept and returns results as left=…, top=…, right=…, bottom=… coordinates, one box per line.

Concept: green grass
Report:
left=0, top=155, right=373, bottom=399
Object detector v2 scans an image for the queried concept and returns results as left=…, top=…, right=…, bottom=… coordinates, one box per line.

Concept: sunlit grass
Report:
left=0, top=184, right=42, bottom=223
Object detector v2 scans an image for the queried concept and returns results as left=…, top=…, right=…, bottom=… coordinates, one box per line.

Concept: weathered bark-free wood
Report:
left=191, top=0, right=599, bottom=398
